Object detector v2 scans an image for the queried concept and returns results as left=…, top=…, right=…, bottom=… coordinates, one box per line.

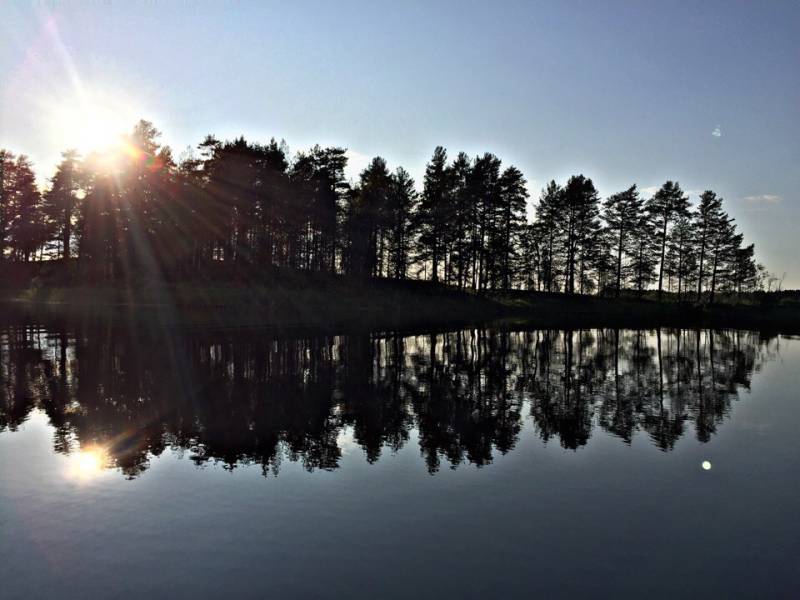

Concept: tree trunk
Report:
left=657, top=217, right=667, bottom=301
left=615, top=226, right=623, bottom=297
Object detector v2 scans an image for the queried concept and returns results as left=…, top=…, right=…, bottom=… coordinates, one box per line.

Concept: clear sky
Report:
left=2, top=1, right=798, bottom=286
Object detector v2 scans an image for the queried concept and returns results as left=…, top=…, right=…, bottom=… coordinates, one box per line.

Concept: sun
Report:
left=46, top=89, right=141, bottom=156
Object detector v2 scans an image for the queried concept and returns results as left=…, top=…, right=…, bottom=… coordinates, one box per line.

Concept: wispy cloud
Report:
left=344, top=149, right=371, bottom=182
left=742, top=194, right=782, bottom=205
left=639, top=186, right=659, bottom=197
left=712, top=126, right=722, bottom=138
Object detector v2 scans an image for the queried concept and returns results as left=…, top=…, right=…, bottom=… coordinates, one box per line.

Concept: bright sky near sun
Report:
left=1, top=1, right=798, bottom=286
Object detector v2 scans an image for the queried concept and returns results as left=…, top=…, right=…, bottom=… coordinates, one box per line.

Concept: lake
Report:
left=1, top=321, right=798, bottom=598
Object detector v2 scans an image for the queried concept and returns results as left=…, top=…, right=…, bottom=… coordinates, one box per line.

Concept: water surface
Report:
left=1, top=322, right=798, bottom=598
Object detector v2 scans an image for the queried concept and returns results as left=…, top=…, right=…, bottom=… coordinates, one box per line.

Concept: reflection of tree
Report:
left=406, top=330, right=524, bottom=472
left=339, top=334, right=413, bottom=463
left=0, top=321, right=779, bottom=478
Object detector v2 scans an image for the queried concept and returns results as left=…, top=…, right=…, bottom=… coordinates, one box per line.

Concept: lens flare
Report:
left=45, top=89, right=141, bottom=156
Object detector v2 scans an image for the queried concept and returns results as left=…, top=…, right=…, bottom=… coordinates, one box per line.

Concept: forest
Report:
left=0, top=120, right=774, bottom=301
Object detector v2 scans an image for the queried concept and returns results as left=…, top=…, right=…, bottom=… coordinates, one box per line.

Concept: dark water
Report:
left=1, top=322, right=798, bottom=598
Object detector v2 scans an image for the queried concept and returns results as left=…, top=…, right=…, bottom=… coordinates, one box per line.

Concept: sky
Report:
left=1, top=0, right=798, bottom=286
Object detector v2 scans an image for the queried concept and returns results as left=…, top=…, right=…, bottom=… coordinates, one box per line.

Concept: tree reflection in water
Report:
left=0, top=323, right=780, bottom=478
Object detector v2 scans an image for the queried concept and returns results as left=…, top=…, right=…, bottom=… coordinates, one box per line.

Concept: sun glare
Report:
left=46, top=89, right=141, bottom=156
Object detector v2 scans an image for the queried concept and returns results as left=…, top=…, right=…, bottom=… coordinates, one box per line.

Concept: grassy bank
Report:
left=1, top=268, right=798, bottom=333
left=0, top=271, right=502, bottom=332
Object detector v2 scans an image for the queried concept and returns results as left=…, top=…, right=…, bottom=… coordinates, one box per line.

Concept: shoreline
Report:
left=2, top=276, right=798, bottom=334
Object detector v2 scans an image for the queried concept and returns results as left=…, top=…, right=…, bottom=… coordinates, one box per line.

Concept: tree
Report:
left=646, top=181, right=689, bottom=300
left=43, top=150, right=83, bottom=260
left=534, top=181, right=563, bottom=292
left=290, top=145, right=347, bottom=272
left=693, top=190, right=725, bottom=301
left=448, top=152, right=473, bottom=289
left=0, top=149, right=15, bottom=262
left=6, top=155, right=45, bottom=262
left=518, top=223, right=542, bottom=290
left=386, top=167, right=417, bottom=279
left=706, top=211, right=739, bottom=303
left=417, top=147, right=450, bottom=283
left=730, top=243, right=758, bottom=293
left=559, top=175, right=600, bottom=294
left=629, top=205, right=658, bottom=294
left=353, top=156, right=392, bottom=277
left=494, top=165, right=528, bottom=290
left=664, top=213, right=695, bottom=299
left=603, top=185, right=643, bottom=296
left=467, top=153, right=501, bottom=290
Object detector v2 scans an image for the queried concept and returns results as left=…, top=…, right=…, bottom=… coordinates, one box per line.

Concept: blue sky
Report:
left=2, top=1, right=798, bottom=286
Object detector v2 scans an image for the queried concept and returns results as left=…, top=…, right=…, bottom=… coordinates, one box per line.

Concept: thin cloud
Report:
left=743, top=194, right=782, bottom=205
left=712, top=126, right=722, bottom=138
left=639, top=186, right=659, bottom=197
left=639, top=185, right=703, bottom=199
left=344, top=149, right=372, bottom=182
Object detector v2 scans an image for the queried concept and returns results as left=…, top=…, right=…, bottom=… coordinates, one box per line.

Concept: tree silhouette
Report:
left=0, top=122, right=769, bottom=298
left=646, top=181, right=690, bottom=300
left=416, top=147, right=450, bottom=283
left=4, top=154, right=44, bottom=262
left=603, top=185, right=643, bottom=296
left=386, top=167, right=417, bottom=279
left=42, top=150, right=83, bottom=261
left=0, top=149, right=14, bottom=262
left=494, top=166, right=528, bottom=290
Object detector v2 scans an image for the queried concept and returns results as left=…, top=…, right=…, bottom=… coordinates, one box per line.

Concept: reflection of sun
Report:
left=66, top=445, right=109, bottom=481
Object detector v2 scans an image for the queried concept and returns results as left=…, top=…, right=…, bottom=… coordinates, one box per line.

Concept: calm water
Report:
left=1, top=322, right=798, bottom=598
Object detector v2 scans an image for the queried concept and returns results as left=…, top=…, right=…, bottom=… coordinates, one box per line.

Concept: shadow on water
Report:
left=0, top=318, right=781, bottom=478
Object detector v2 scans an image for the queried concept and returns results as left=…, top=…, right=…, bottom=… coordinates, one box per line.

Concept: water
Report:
left=1, top=322, right=798, bottom=598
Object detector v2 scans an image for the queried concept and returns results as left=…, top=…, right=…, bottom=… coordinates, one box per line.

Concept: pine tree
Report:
left=43, top=150, right=83, bottom=260
left=534, top=181, right=563, bottom=292
left=693, top=190, right=724, bottom=301
left=706, top=211, right=738, bottom=303
left=518, top=223, right=541, bottom=290
left=0, top=149, right=15, bottom=262
left=494, top=165, right=528, bottom=290
left=357, top=156, right=393, bottom=277
left=7, top=155, right=45, bottom=262
left=646, top=181, right=690, bottom=300
left=290, top=145, right=347, bottom=272
left=731, top=243, right=758, bottom=293
left=387, top=167, right=417, bottom=279
left=448, top=152, right=473, bottom=289
left=665, top=213, right=694, bottom=299
left=629, top=206, right=658, bottom=294
left=559, top=175, right=600, bottom=294
left=468, top=153, right=502, bottom=290
left=603, top=185, right=643, bottom=296
left=417, top=147, right=450, bottom=283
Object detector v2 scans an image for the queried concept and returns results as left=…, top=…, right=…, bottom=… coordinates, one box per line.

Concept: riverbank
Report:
left=1, top=269, right=798, bottom=333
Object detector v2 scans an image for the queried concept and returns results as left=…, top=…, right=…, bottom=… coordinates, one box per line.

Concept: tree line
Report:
left=0, top=120, right=772, bottom=299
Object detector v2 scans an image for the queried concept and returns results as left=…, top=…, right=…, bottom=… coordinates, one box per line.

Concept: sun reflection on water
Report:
left=66, top=446, right=110, bottom=482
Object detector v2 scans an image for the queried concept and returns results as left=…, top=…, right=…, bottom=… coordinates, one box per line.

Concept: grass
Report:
left=1, top=264, right=798, bottom=333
